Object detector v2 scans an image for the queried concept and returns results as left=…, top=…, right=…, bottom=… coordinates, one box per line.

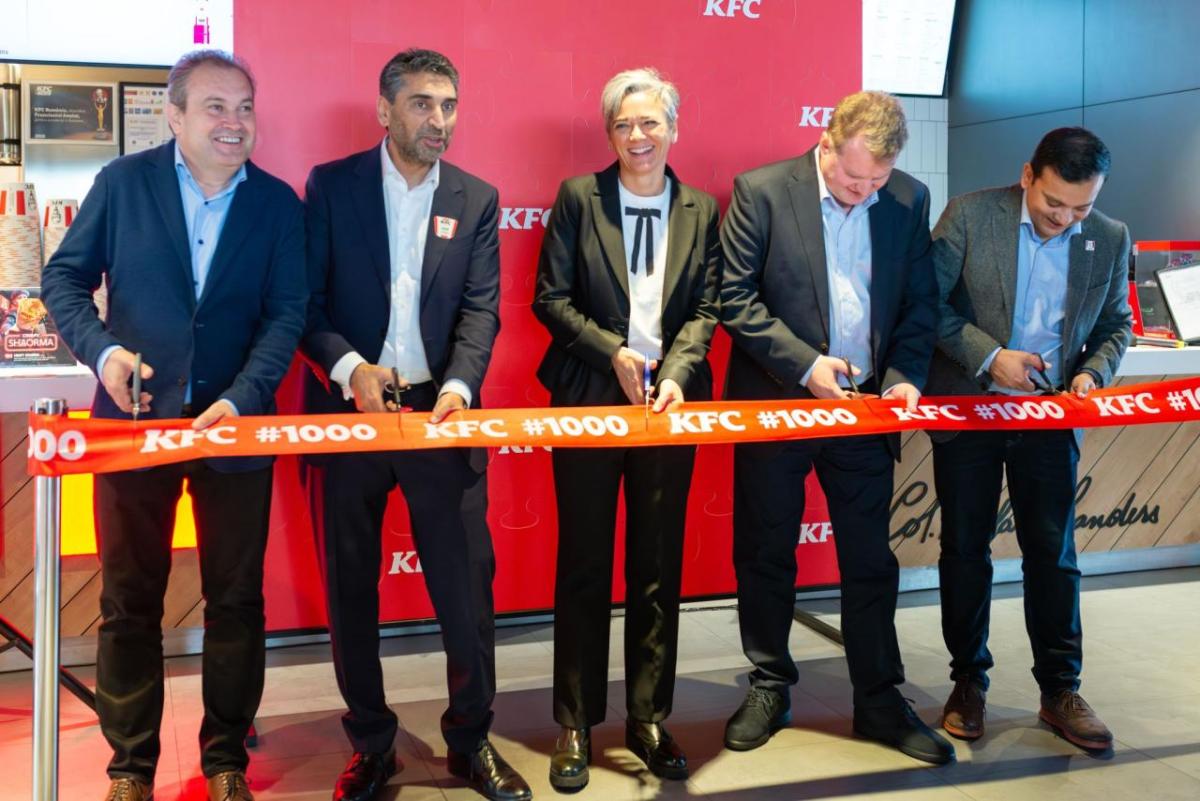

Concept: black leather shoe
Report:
left=333, top=749, right=399, bottom=801
left=549, top=726, right=591, bottom=791
left=625, top=720, right=688, bottom=780
left=448, top=740, right=532, bottom=801
left=854, top=701, right=956, bottom=765
left=724, top=686, right=791, bottom=751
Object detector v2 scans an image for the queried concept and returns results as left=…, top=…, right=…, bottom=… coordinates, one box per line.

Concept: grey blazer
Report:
left=926, top=184, right=1133, bottom=444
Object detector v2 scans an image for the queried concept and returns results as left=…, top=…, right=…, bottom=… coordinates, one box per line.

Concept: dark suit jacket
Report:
left=532, top=163, right=721, bottom=406
left=41, top=141, right=308, bottom=472
left=719, top=149, right=938, bottom=456
left=926, top=184, right=1133, bottom=445
left=300, top=146, right=500, bottom=471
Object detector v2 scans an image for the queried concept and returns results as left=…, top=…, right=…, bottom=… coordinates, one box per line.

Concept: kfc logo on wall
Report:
left=387, top=550, right=423, bottom=575
left=798, top=521, right=833, bottom=545
left=499, top=207, right=551, bottom=231
left=798, top=106, right=835, bottom=128
left=703, top=0, right=762, bottom=18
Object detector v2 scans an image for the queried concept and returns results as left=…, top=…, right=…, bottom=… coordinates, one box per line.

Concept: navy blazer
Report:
left=300, top=146, right=501, bottom=471
left=41, top=141, right=308, bottom=471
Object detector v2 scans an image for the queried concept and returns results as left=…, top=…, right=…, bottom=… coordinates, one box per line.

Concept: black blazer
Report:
left=300, top=146, right=501, bottom=471
left=532, top=163, right=721, bottom=406
left=718, top=149, right=938, bottom=457
left=41, top=141, right=308, bottom=472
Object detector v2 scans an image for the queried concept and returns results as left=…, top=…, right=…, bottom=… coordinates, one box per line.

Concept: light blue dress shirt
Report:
left=97, top=143, right=247, bottom=411
left=982, top=192, right=1080, bottom=394
left=803, top=149, right=877, bottom=388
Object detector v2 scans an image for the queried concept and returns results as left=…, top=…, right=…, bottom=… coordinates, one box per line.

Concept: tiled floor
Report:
left=2, top=568, right=1198, bottom=799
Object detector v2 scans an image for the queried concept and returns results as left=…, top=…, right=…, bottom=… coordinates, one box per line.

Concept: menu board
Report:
left=121, top=83, right=172, bottom=155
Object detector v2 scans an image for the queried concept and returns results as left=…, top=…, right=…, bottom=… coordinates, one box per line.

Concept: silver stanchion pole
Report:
left=32, top=397, right=65, bottom=801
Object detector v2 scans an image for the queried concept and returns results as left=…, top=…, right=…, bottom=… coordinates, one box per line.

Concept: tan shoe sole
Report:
left=1038, top=708, right=1113, bottom=751
left=942, top=717, right=984, bottom=741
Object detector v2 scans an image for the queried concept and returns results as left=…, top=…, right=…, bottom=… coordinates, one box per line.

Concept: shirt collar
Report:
left=813, top=148, right=877, bottom=214
left=174, top=141, right=247, bottom=200
left=1020, top=190, right=1082, bottom=244
left=380, top=137, right=439, bottom=191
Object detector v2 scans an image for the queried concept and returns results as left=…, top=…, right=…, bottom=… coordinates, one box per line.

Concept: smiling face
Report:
left=818, top=131, right=893, bottom=209
left=166, top=62, right=256, bottom=180
left=377, top=71, right=458, bottom=171
left=1020, top=163, right=1104, bottom=239
left=608, top=90, right=676, bottom=191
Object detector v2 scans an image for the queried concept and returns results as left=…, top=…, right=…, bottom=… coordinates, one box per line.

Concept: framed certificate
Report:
left=24, top=81, right=118, bottom=145
left=120, top=82, right=172, bottom=155
left=1155, top=262, right=1200, bottom=344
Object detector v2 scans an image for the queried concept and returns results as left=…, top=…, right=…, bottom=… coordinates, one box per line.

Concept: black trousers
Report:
left=95, top=460, right=272, bottom=781
left=551, top=442, right=695, bottom=728
left=307, top=385, right=496, bottom=755
left=932, top=428, right=1082, bottom=694
left=733, top=432, right=905, bottom=709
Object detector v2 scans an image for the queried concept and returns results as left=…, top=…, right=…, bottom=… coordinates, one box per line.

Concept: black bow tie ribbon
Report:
left=625, top=207, right=662, bottom=275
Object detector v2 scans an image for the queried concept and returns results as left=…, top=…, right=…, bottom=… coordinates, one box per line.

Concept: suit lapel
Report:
left=420, top=163, right=466, bottom=308
left=198, top=167, right=259, bottom=308
left=868, top=192, right=895, bottom=364
left=661, top=170, right=698, bottom=310
left=1063, top=228, right=1096, bottom=358
left=787, top=155, right=830, bottom=340
left=352, top=147, right=392, bottom=297
left=592, top=165, right=631, bottom=297
left=145, top=144, right=195, bottom=307
left=991, top=189, right=1022, bottom=341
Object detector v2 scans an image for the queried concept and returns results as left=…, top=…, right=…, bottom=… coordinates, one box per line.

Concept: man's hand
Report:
left=989, top=349, right=1046, bottom=392
left=349, top=363, right=406, bottom=413
left=192, top=399, right=236, bottom=430
left=101, top=347, right=154, bottom=414
left=1070, top=372, right=1096, bottom=398
left=612, top=347, right=656, bottom=405
left=652, top=378, right=684, bottom=413
left=805, top=355, right=858, bottom=400
left=430, top=390, right=466, bottom=423
left=882, top=382, right=921, bottom=412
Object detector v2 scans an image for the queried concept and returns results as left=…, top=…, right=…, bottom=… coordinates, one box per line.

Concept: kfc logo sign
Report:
left=798, top=106, right=834, bottom=128
left=388, top=550, right=423, bottom=575
left=499, top=207, right=551, bottom=230
left=703, top=0, right=762, bottom=18
left=798, top=522, right=833, bottom=544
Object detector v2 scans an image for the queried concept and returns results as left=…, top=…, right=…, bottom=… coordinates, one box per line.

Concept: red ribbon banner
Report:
left=26, top=378, right=1200, bottom=477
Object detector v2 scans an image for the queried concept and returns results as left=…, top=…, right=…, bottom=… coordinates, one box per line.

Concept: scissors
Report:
left=131, top=352, right=143, bottom=422
left=1029, top=354, right=1061, bottom=395
left=842, top=357, right=861, bottom=397
left=385, top=366, right=406, bottom=411
left=643, top=355, right=653, bottom=426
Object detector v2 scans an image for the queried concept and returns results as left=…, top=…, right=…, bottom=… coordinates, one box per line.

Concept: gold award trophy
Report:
left=91, top=87, right=109, bottom=139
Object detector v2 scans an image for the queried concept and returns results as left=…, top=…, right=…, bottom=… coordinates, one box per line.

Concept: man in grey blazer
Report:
left=928, top=127, right=1132, bottom=751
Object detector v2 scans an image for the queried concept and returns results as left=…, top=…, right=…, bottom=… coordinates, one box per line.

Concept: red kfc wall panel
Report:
left=234, top=0, right=861, bottom=630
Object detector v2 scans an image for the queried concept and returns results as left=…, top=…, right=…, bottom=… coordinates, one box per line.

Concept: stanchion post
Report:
left=31, top=397, right=65, bottom=801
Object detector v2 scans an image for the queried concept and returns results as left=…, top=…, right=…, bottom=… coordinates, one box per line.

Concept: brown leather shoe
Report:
left=942, top=679, right=986, bottom=740
left=103, top=777, right=153, bottom=801
left=1039, top=690, right=1113, bottom=750
left=206, top=770, right=254, bottom=801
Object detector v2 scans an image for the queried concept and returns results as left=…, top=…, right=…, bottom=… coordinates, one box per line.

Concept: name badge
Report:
left=434, top=216, right=458, bottom=240
left=1085, top=240, right=1095, bottom=251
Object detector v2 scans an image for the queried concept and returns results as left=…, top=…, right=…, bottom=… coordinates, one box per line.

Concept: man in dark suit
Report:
left=41, top=51, right=307, bottom=801
left=928, top=128, right=1132, bottom=751
left=300, top=49, right=529, bottom=801
left=720, top=90, right=953, bottom=764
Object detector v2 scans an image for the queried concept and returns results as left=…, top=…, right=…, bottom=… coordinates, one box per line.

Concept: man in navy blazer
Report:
left=41, top=51, right=306, bottom=801
left=300, top=50, right=528, bottom=801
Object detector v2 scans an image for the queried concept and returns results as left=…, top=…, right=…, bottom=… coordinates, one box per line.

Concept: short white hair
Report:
left=600, top=67, right=680, bottom=131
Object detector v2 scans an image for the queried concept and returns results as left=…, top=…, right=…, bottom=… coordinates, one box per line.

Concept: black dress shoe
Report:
left=448, top=740, right=532, bottom=801
left=625, top=720, right=688, bottom=780
left=853, top=701, right=956, bottom=765
left=724, top=686, right=791, bottom=751
left=549, top=726, right=591, bottom=791
left=333, top=749, right=399, bottom=801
